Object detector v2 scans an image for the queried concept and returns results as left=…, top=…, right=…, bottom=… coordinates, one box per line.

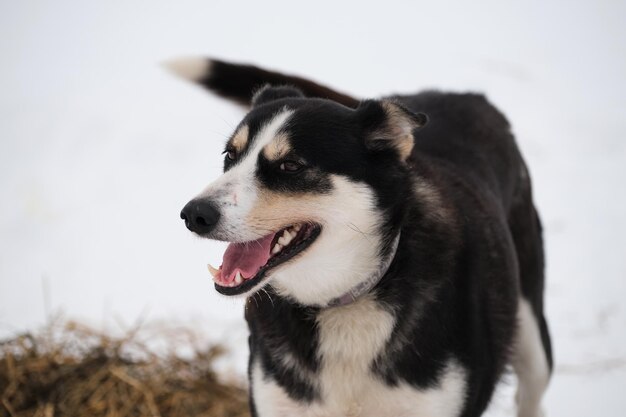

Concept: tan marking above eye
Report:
left=230, top=125, right=249, bottom=153
left=262, top=133, right=292, bottom=161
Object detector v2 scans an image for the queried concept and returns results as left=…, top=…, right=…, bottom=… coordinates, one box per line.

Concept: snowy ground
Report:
left=1, top=1, right=625, bottom=415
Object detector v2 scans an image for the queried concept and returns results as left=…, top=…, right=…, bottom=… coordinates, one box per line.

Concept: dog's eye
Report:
left=222, top=149, right=236, bottom=161
left=279, top=160, right=304, bottom=173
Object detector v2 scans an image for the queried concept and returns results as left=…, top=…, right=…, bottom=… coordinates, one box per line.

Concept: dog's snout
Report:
left=180, top=199, right=221, bottom=235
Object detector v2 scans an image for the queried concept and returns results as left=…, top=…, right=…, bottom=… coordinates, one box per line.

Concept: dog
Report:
left=168, top=58, right=553, bottom=417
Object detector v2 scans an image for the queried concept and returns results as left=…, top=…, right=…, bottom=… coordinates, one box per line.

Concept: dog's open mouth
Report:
left=208, top=223, right=322, bottom=296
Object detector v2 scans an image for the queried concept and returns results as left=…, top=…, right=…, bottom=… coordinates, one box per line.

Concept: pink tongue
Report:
left=220, top=234, right=274, bottom=282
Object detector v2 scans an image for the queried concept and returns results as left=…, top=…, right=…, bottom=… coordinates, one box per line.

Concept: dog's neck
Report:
left=326, top=232, right=401, bottom=308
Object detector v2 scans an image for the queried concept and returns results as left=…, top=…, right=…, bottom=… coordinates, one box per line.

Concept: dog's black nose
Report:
left=180, top=199, right=221, bottom=235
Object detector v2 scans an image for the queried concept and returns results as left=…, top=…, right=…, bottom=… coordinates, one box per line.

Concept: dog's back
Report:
left=171, top=58, right=552, bottom=417
left=398, top=90, right=553, bottom=415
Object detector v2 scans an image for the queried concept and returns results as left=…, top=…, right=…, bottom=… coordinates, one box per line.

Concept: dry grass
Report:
left=0, top=319, right=250, bottom=417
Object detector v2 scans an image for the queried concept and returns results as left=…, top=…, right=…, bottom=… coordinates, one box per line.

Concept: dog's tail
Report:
left=163, top=57, right=359, bottom=108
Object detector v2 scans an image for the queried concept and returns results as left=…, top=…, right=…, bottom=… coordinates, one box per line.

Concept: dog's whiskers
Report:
left=261, top=288, right=275, bottom=308
left=250, top=293, right=260, bottom=309
left=346, top=222, right=375, bottom=245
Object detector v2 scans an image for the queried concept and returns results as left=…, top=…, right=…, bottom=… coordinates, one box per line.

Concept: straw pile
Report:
left=0, top=319, right=249, bottom=417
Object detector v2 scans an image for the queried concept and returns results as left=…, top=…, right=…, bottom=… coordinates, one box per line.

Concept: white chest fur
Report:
left=252, top=296, right=467, bottom=417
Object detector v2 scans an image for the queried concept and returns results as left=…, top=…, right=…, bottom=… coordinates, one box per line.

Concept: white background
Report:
left=1, top=1, right=625, bottom=415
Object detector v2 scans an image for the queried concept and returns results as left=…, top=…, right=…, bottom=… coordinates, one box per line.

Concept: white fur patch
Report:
left=251, top=298, right=468, bottom=416
left=162, top=57, right=211, bottom=81
left=270, top=176, right=384, bottom=306
left=316, top=295, right=395, bottom=411
left=512, top=298, right=550, bottom=417
left=252, top=359, right=305, bottom=417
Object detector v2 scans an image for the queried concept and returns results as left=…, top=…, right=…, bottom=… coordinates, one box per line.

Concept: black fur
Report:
left=252, top=85, right=304, bottom=107
left=197, top=59, right=359, bottom=107
left=180, top=59, right=553, bottom=417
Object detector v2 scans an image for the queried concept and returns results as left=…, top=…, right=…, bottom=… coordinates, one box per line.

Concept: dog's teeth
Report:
left=207, top=264, right=220, bottom=278
left=272, top=244, right=282, bottom=254
left=294, top=224, right=302, bottom=232
left=235, top=271, right=243, bottom=284
left=278, top=235, right=291, bottom=246
left=289, top=230, right=297, bottom=238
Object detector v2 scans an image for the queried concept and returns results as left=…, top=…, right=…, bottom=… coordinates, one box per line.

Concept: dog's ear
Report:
left=251, top=85, right=305, bottom=107
left=356, top=100, right=428, bottom=161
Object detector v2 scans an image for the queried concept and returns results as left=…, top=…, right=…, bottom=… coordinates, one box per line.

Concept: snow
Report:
left=1, top=0, right=625, bottom=415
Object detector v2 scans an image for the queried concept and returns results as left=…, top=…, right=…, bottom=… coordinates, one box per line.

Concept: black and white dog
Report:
left=170, top=58, right=552, bottom=417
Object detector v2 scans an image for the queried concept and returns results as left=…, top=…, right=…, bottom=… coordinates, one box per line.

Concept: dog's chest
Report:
left=252, top=297, right=467, bottom=417
left=314, top=296, right=396, bottom=413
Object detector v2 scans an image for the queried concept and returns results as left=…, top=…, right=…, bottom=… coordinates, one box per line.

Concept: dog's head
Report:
left=181, top=86, right=427, bottom=306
